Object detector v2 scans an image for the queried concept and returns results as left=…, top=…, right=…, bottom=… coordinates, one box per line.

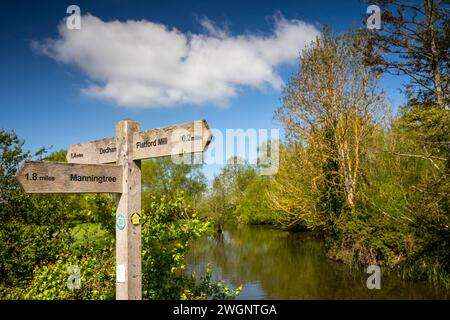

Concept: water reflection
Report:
left=186, top=226, right=450, bottom=299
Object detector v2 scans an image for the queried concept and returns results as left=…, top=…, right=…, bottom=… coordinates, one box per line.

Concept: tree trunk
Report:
left=427, top=0, right=445, bottom=106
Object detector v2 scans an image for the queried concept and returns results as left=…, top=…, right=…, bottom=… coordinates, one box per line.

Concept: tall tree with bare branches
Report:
left=367, top=0, right=449, bottom=106
left=270, top=30, right=386, bottom=232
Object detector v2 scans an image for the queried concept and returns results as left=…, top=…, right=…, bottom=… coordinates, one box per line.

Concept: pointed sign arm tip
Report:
left=15, top=160, right=27, bottom=191
left=201, top=120, right=212, bottom=152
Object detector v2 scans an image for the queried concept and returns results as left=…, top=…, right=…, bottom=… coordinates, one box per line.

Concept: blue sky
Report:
left=0, top=0, right=406, bottom=179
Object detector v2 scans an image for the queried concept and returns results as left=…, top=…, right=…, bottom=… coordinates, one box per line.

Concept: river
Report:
left=186, top=226, right=450, bottom=299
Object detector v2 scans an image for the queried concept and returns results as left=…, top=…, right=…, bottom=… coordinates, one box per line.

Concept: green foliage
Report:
left=71, top=223, right=112, bottom=253
left=395, top=104, right=450, bottom=286
left=326, top=109, right=449, bottom=283
left=142, top=157, right=207, bottom=205
left=44, top=149, right=67, bottom=162
left=362, top=0, right=450, bottom=286
left=203, top=159, right=260, bottom=229
left=0, top=219, right=72, bottom=286
left=142, top=194, right=240, bottom=299
left=323, top=126, right=420, bottom=267
left=266, top=144, right=322, bottom=231
left=271, top=28, right=386, bottom=234
left=2, top=247, right=115, bottom=300
left=71, top=194, right=116, bottom=235
left=235, top=176, right=274, bottom=225
left=329, top=208, right=417, bottom=268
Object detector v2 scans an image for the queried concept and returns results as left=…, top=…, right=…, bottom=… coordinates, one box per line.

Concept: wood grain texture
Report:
left=65, top=120, right=212, bottom=164
left=115, top=120, right=142, bottom=300
left=66, top=137, right=117, bottom=164
left=132, top=119, right=212, bottom=160
left=16, top=161, right=122, bottom=193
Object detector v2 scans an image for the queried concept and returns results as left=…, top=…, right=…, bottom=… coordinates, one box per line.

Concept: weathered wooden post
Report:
left=115, top=119, right=142, bottom=300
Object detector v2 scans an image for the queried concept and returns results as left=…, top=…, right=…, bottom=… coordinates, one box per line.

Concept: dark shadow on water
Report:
left=186, top=225, right=450, bottom=299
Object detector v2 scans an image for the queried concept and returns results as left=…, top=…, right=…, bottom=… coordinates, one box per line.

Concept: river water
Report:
left=186, top=226, right=450, bottom=299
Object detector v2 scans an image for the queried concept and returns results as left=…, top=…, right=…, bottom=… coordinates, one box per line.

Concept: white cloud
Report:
left=33, top=14, right=320, bottom=108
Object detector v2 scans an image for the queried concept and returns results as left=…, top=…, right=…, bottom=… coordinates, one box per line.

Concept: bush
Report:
left=2, top=247, right=115, bottom=300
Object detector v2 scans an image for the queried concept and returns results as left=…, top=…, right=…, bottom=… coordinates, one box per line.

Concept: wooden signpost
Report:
left=16, top=119, right=212, bottom=300
left=16, top=161, right=122, bottom=193
left=66, top=120, right=211, bottom=164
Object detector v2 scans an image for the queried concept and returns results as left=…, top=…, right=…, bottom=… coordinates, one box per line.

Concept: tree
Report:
left=204, top=157, right=257, bottom=230
left=367, top=0, right=449, bottom=106
left=234, top=173, right=274, bottom=225
left=267, top=143, right=323, bottom=230
left=365, top=0, right=449, bottom=174
left=141, top=157, right=207, bottom=206
left=365, top=0, right=450, bottom=284
left=43, top=149, right=67, bottom=162
left=273, top=30, right=385, bottom=231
